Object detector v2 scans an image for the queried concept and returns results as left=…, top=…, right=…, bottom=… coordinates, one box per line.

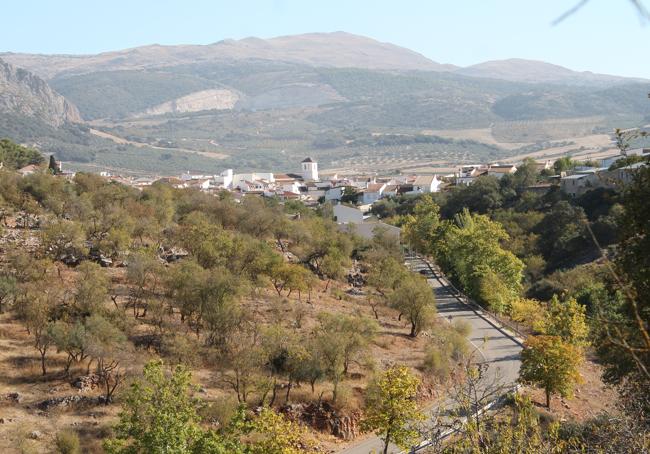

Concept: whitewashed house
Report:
left=412, top=175, right=442, bottom=193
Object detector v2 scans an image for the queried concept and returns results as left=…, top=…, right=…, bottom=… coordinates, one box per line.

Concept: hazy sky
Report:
left=2, top=0, right=648, bottom=77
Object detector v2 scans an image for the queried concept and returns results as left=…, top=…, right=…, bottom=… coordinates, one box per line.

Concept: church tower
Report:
left=301, top=157, right=318, bottom=181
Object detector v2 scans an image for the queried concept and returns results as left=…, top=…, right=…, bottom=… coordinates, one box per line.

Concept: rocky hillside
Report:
left=0, top=58, right=81, bottom=126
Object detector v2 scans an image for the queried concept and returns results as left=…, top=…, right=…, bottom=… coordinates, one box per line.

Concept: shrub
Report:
left=55, top=430, right=81, bottom=454
left=423, top=346, right=451, bottom=380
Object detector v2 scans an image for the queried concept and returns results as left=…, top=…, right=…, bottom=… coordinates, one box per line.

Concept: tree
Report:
left=40, top=218, right=87, bottom=262
left=389, top=275, right=436, bottom=337
left=312, top=315, right=348, bottom=403
left=438, top=210, right=524, bottom=306
left=512, top=158, right=540, bottom=190
left=19, top=283, right=61, bottom=375
left=261, top=325, right=310, bottom=405
left=85, top=314, right=128, bottom=404
left=316, top=313, right=378, bottom=376
left=127, top=250, right=163, bottom=318
left=0, top=138, right=43, bottom=169
left=362, top=365, right=424, bottom=454
left=268, top=262, right=309, bottom=298
left=49, top=320, right=91, bottom=375
left=48, top=155, right=59, bottom=175
left=596, top=164, right=650, bottom=386
left=246, top=407, right=317, bottom=454
left=0, top=273, right=17, bottom=313
left=73, top=262, right=109, bottom=316
left=320, top=247, right=350, bottom=291
left=519, top=335, right=583, bottom=409
left=543, top=296, right=589, bottom=347
left=104, top=360, right=204, bottom=454
left=402, top=194, right=441, bottom=255
left=553, top=156, right=575, bottom=174
left=368, top=256, right=409, bottom=297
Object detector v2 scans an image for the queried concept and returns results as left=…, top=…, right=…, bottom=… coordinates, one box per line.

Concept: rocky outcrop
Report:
left=281, top=402, right=361, bottom=440
left=134, top=88, right=239, bottom=117
left=0, top=57, right=82, bottom=126
left=72, top=374, right=101, bottom=392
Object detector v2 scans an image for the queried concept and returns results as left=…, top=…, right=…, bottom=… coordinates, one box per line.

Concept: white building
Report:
left=301, top=157, right=319, bottom=181
left=214, top=169, right=233, bottom=189
left=333, top=204, right=364, bottom=223
left=412, top=175, right=443, bottom=193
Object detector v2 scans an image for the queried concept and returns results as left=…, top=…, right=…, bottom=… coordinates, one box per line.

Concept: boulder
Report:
left=72, top=374, right=101, bottom=392
left=281, top=402, right=361, bottom=440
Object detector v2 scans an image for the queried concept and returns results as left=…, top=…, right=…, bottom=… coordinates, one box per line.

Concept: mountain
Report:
left=0, top=33, right=648, bottom=176
left=0, top=57, right=81, bottom=126
left=455, top=58, right=644, bottom=86
left=0, top=32, right=454, bottom=80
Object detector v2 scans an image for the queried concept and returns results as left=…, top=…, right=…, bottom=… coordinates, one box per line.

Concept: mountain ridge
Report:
left=2, top=32, right=642, bottom=86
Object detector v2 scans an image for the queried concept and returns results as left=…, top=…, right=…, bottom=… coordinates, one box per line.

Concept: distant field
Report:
left=81, top=109, right=626, bottom=177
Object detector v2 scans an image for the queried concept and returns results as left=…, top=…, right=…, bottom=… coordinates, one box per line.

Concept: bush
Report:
left=201, top=395, right=241, bottom=428
left=511, top=298, right=547, bottom=332
left=452, top=319, right=471, bottom=337
left=423, top=346, right=451, bottom=381
left=55, top=430, right=81, bottom=454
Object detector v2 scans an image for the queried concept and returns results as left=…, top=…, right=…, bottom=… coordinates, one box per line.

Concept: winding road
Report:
left=340, top=254, right=522, bottom=454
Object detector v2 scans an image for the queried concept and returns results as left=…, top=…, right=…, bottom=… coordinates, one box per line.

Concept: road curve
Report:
left=339, top=255, right=522, bottom=454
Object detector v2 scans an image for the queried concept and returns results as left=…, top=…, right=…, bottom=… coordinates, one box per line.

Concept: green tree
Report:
left=104, top=360, right=204, bottom=454
left=85, top=314, right=128, bottom=403
left=402, top=194, right=441, bottom=255
left=362, top=365, right=424, bottom=454
left=312, top=313, right=362, bottom=403
left=40, top=218, right=87, bottom=262
left=367, top=256, right=409, bottom=296
left=73, top=261, right=109, bottom=316
left=389, top=274, right=437, bottom=337
left=0, top=138, right=43, bottom=169
left=320, top=247, right=350, bottom=291
left=316, top=312, right=378, bottom=375
left=0, top=273, right=17, bottom=313
left=519, top=335, right=583, bottom=409
left=49, top=320, right=91, bottom=375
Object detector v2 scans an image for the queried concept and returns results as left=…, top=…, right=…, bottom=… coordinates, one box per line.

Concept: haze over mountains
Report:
left=0, top=32, right=648, bottom=175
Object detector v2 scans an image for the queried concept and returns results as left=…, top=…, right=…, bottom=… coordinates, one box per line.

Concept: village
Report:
left=10, top=146, right=649, bottom=247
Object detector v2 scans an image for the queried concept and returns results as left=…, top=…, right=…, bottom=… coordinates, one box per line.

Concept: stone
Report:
left=72, top=374, right=101, bottom=392
left=5, top=392, right=22, bottom=403
left=28, top=430, right=42, bottom=439
left=280, top=402, right=361, bottom=441
left=37, top=395, right=97, bottom=411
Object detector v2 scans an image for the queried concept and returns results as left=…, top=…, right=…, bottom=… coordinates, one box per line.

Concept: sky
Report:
left=1, top=0, right=648, bottom=78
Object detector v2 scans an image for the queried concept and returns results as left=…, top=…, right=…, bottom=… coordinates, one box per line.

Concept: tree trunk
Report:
left=269, top=378, right=278, bottom=407
left=285, top=381, right=292, bottom=404
left=40, top=350, right=47, bottom=376
left=383, top=430, right=392, bottom=454
left=410, top=321, right=417, bottom=337
left=546, top=389, right=551, bottom=409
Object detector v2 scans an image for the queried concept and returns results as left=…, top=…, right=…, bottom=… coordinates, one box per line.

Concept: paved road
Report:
left=340, top=255, right=522, bottom=454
